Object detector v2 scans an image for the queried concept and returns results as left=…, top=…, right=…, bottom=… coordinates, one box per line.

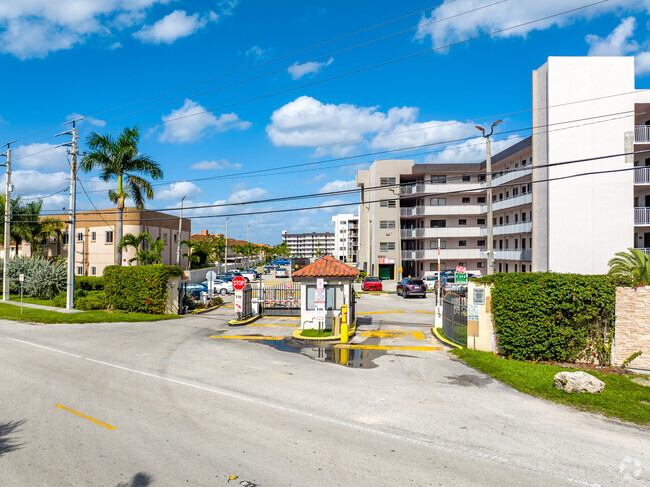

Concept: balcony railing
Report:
left=480, top=221, right=533, bottom=236
left=400, top=205, right=483, bottom=217
left=480, top=192, right=533, bottom=213
left=635, top=207, right=650, bottom=225
left=634, top=167, right=650, bottom=184
left=401, top=249, right=484, bottom=260
left=635, top=125, right=650, bottom=144
left=400, top=227, right=483, bottom=239
left=491, top=167, right=532, bottom=187
left=400, top=181, right=482, bottom=196
left=494, top=250, right=532, bottom=261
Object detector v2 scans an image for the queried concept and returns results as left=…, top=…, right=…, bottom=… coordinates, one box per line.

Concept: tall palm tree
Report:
left=608, top=248, right=650, bottom=282
left=0, top=195, right=26, bottom=255
left=81, top=126, right=163, bottom=265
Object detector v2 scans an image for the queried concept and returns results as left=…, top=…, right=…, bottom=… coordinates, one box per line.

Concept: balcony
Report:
left=480, top=192, right=533, bottom=212
left=400, top=227, right=483, bottom=239
left=480, top=221, right=533, bottom=236
left=634, top=167, right=650, bottom=184
left=401, top=249, right=484, bottom=261
left=635, top=125, right=650, bottom=144
left=491, top=167, right=532, bottom=187
left=635, top=207, right=650, bottom=225
left=494, top=250, right=532, bottom=261
left=400, top=205, right=483, bottom=218
left=400, top=181, right=483, bottom=196
left=635, top=248, right=650, bottom=255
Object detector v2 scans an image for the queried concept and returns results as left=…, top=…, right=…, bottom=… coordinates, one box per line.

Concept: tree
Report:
left=0, top=196, right=61, bottom=257
left=134, top=238, right=164, bottom=265
left=81, top=126, right=163, bottom=265
left=608, top=248, right=650, bottom=283
left=316, top=242, right=323, bottom=257
left=117, top=232, right=153, bottom=265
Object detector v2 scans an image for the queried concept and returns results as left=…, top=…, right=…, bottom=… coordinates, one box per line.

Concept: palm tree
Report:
left=18, top=200, right=63, bottom=257
left=117, top=232, right=153, bottom=265
left=81, top=126, right=163, bottom=265
left=132, top=238, right=164, bottom=265
left=608, top=248, right=650, bottom=282
left=0, top=195, right=26, bottom=255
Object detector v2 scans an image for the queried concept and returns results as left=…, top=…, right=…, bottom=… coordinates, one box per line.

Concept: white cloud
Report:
left=636, top=51, right=650, bottom=76
left=190, top=160, right=242, bottom=170
left=159, top=99, right=251, bottom=143
left=67, top=112, right=106, bottom=127
left=415, top=0, right=650, bottom=49
left=13, top=143, right=69, bottom=171
left=266, top=96, right=417, bottom=153
left=3, top=170, right=69, bottom=196
left=318, top=180, right=356, bottom=194
left=288, top=58, right=333, bottom=80
left=246, top=45, right=270, bottom=60
left=317, top=199, right=358, bottom=215
left=156, top=181, right=202, bottom=200
left=425, top=135, right=523, bottom=164
left=228, top=187, right=268, bottom=203
left=134, top=10, right=213, bottom=45
left=586, top=17, right=637, bottom=56
left=370, top=119, right=478, bottom=151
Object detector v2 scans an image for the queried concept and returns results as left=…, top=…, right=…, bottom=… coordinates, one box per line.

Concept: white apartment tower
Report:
left=331, top=213, right=359, bottom=263
left=281, top=230, right=335, bottom=258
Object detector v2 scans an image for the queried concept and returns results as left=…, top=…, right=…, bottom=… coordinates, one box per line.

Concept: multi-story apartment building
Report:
left=42, top=207, right=191, bottom=276
left=331, top=213, right=359, bottom=263
left=356, top=56, right=650, bottom=279
left=281, top=230, right=335, bottom=258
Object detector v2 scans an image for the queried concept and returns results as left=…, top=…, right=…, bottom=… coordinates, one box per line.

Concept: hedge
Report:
left=103, top=265, right=182, bottom=314
left=475, top=272, right=617, bottom=364
left=75, top=276, right=105, bottom=291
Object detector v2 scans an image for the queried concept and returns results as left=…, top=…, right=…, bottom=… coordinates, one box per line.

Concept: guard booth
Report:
left=291, top=255, right=359, bottom=330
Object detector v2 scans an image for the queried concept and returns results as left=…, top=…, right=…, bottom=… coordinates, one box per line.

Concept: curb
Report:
left=292, top=319, right=357, bottom=342
left=190, top=303, right=225, bottom=315
left=431, top=327, right=462, bottom=349
left=228, top=314, right=263, bottom=326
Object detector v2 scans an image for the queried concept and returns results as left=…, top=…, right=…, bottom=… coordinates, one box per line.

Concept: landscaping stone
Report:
left=553, top=371, right=605, bottom=394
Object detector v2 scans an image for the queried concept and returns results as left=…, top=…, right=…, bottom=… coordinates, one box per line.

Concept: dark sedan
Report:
left=397, top=278, right=427, bottom=298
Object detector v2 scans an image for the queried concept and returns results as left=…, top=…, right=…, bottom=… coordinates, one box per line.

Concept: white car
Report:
left=275, top=268, right=288, bottom=278
left=422, top=275, right=439, bottom=290
left=241, top=270, right=258, bottom=281
left=203, top=279, right=234, bottom=295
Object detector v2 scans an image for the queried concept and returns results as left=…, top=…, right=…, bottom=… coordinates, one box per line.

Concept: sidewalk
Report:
left=1, top=300, right=82, bottom=314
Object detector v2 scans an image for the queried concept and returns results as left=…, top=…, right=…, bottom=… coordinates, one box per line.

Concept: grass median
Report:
left=0, top=302, right=179, bottom=324
left=451, top=348, right=650, bottom=425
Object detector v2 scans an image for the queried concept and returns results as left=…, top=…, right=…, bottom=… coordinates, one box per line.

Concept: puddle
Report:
left=443, top=374, right=493, bottom=387
left=251, top=338, right=386, bottom=368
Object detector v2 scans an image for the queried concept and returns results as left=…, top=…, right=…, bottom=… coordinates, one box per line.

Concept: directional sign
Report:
left=232, top=276, right=246, bottom=290
left=456, top=266, right=467, bottom=274
left=455, top=272, right=467, bottom=283
left=234, top=290, right=243, bottom=312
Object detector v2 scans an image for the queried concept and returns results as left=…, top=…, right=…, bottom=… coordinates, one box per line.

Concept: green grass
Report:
left=9, top=295, right=61, bottom=307
left=299, top=328, right=333, bottom=338
left=0, top=302, right=179, bottom=324
left=451, top=348, right=650, bottom=425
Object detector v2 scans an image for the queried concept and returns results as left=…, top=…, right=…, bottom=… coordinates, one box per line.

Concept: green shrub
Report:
left=52, top=292, right=66, bottom=308
left=477, top=272, right=616, bottom=364
left=0, top=257, right=66, bottom=298
left=103, top=265, right=182, bottom=314
left=75, top=291, right=107, bottom=310
left=75, top=276, right=105, bottom=291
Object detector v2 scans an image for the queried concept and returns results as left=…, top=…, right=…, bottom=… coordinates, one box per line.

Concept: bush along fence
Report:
left=474, top=272, right=633, bottom=365
left=104, top=265, right=182, bottom=314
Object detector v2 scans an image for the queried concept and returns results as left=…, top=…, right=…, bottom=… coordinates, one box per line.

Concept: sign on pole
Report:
left=314, top=287, right=326, bottom=331
left=232, top=276, right=246, bottom=291
left=205, top=270, right=217, bottom=295
left=234, top=290, right=243, bottom=313
left=455, top=272, right=467, bottom=283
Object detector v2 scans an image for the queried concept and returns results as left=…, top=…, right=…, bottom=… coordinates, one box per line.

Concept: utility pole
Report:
left=476, top=119, right=501, bottom=275
left=224, top=217, right=229, bottom=272
left=176, top=196, right=185, bottom=266
left=247, top=223, right=250, bottom=269
left=1, top=140, right=16, bottom=302
left=57, top=117, right=83, bottom=310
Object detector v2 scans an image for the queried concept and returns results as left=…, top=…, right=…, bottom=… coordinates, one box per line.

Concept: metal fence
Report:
left=258, top=282, right=301, bottom=317
left=442, top=292, right=468, bottom=346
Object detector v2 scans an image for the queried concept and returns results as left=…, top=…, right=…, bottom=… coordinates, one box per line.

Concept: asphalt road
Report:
left=0, top=299, right=648, bottom=486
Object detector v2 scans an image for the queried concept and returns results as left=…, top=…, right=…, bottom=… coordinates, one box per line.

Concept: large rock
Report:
left=553, top=371, right=605, bottom=394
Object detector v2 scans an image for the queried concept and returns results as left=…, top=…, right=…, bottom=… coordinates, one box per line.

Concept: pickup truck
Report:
left=240, top=269, right=259, bottom=281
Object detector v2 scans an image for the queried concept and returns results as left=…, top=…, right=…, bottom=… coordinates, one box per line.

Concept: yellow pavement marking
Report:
left=246, top=324, right=298, bottom=327
left=335, top=344, right=442, bottom=352
left=414, top=311, right=436, bottom=314
left=210, top=335, right=286, bottom=340
left=359, top=330, right=426, bottom=340
left=357, top=311, right=406, bottom=315
left=56, top=405, right=116, bottom=430
left=260, top=316, right=300, bottom=320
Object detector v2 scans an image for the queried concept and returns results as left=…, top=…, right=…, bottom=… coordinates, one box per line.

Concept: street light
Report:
left=476, top=119, right=502, bottom=275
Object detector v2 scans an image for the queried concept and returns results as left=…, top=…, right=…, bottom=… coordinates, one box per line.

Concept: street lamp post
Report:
left=176, top=196, right=185, bottom=267
left=247, top=223, right=250, bottom=269
left=224, top=217, right=229, bottom=273
left=475, top=119, right=502, bottom=275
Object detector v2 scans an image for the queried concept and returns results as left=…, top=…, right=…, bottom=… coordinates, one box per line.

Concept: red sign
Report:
left=456, top=266, right=467, bottom=274
left=232, top=276, right=246, bottom=290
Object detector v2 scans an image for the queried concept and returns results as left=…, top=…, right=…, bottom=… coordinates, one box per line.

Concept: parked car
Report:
left=442, top=276, right=468, bottom=296
left=397, top=278, right=427, bottom=298
left=216, top=274, right=234, bottom=282
left=263, top=264, right=279, bottom=274
left=212, top=279, right=234, bottom=295
left=422, top=275, right=439, bottom=290
left=275, top=267, right=289, bottom=278
left=241, top=269, right=259, bottom=281
left=361, top=276, right=382, bottom=291
left=185, top=283, right=208, bottom=299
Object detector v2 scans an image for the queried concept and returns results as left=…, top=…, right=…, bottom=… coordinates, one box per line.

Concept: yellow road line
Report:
left=414, top=311, right=436, bottom=314
left=246, top=324, right=297, bottom=327
left=260, top=316, right=300, bottom=320
left=357, top=311, right=406, bottom=315
left=334, top=344, right=442, bottom=352
left=56, top=405, right=116, bottom=430
left=359, top=330, right=426, bottom=340
left=211, top=335, right=286, bottom=340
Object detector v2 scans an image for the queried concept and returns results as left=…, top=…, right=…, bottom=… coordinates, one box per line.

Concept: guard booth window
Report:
left=306, top=286, right=335, bottom=310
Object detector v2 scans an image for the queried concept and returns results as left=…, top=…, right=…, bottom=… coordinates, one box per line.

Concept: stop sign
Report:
left=232, top=276, right=246, bottom=290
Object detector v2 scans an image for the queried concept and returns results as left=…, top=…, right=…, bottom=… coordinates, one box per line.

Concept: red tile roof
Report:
left=291, top=255, right=359, bottom=279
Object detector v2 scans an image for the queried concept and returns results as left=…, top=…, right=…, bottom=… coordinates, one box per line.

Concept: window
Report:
left=499, top=263, right=503, bottom=272
left=462, top=175, right=471, bottom=182
left=499, top=193, right=503, bottom=200
left=477, top=262, right=485, bottom=268
left=340, top=238, right=345, bottom=242
left=515, top=239, right=518, bottom=249
left=430, top=240, right=446, bottom=249
left=91, top=267, right=96, bottom=276
left=380, top=200, right=396, bottom=208
left=522, top=159, right=527, bottom=166
left=499, top=239, right=503, bottom=250
left=478, top=175, right=486, bottom=182
left=380, top=220, right=396, bottom=229
left=306, top=286, right=335, bottom=310
left=513, top=187, right=519, bottom=196
left=515, top=214, right=519, bottom=223
left=163, top=234, right=167, bottom=244
left=477, top=240, right=486, bottom=246
left=459, top=219, right=466, bottom=226
left=522, top=212, right=527, bottom=222
left=522, top=265, right=526, bottom=272
left=499, top=216, right=503, bottom=225
left=522, top=239, right=526, bottom=250
left=505, top=215, right=510, bottom=224
left=458, top=262, right=466, bottom=267
left=380, top=242, right=395, bottom=251
left=430, top=175, right=446, bottom=184
left=76, top=232, right=83, bottom=242
left=430, top=219, right=446, bottom=228
left=91, top=232, right=96, bottom=242
left=76, top=266, right=83, bottom=275
left=430, top=198, right=446, bottom=206
left=173, top=233, right=177, bottom=243
left=461, top=197, right=471, bottom=204
left=459, top=240, right=467, bottom=247
left=477, top=218, right=486, bottom=225
left=380, top=177, right=396, bottom=186
left=505, top=263, right=509, bottom=273
left=105, top=231, right=113, bottom=243
left=62, top=234, right=69, bottom=245
left=477, top=197, right=486, bottom=203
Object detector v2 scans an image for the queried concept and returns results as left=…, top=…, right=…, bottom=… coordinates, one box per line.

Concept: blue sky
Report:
left=1, top=0, right=649, bottom=244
